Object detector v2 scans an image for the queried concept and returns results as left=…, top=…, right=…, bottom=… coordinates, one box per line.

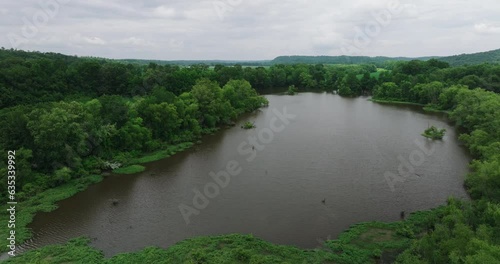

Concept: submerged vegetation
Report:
left=1, top=49, right=500, bottom=262
left=112, top=165, right=146, bottom=175
left=241, top=121, right=256, bottom=129
left=421, top=126, right=446, bottom=140
left=286, top=85, right=298, bottom=95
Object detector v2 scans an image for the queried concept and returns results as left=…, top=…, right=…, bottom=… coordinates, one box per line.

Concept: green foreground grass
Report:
left=5, top=207, right=444, bottom=263
left=112, top=165, right=145, bottom=174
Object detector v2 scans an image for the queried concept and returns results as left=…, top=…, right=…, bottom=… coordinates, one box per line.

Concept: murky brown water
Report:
left=19, top=93, right=470, bottom=257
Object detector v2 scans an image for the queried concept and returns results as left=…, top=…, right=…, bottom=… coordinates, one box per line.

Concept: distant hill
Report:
left=117, top=49, right=500, bottom=67
left=270, top=49, right=500, bottom=66
left=436, top=49, right=500, bottom=66
left=3, top=47, right=498, bottom=67
left=118, top=59, right=271, bottom=67
left=270, top=55, right=437, bottom=66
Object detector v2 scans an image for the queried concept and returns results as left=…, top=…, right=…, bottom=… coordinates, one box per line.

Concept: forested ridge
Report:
left=272, top=48, right=500, bottom=66
left=1, top=48, right=500, bottom=263
left=118, top=48, right=500, bottom=67
left=438, top=48, right=500, bottom=66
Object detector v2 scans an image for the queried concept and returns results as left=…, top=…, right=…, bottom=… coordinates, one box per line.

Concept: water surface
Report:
left=21, top=93, right=470, bottom=256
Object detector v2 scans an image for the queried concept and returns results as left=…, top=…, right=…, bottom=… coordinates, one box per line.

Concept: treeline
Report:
left=0, top=49, right=387, bottom=108
left=438, top=48, right=500, bottom=66
left=373, top=59, right=500, bottom=102
left=118, top=59, right=271, bottom=67
left=2, top=49, right=500, bottom=111
left=396, top=89, right=500, bottom=263
left=0, top=75, right=267, bottom=201
left=1, top=49, right=500, bottom=262
left=271, top=55, right=421, bottom=66
left=371, top=62, right=500, bottom=263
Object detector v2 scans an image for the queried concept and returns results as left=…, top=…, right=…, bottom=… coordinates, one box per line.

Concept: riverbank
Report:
left=369, top=98, right=426, bottom=107
left=0, top=139, right=202, bottom=254
left=369, top=98, right=450, bottom=114
left=2, top=94, right=480, bottom=262
left=0, top=174, right=104, bottom=254
left=111, top=142, right=196, bottom=174
left=4, top=207, right=446, bottom=263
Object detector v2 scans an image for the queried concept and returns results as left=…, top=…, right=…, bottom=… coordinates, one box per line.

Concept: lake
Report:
left=19, top=93, right=471, bottom=257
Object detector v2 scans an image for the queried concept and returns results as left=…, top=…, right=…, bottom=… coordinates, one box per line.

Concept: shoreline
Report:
left=0, top=132, right=213, bottom=255
left=369, top=98, right=450, bottom=114
left=2, top=97, right=470, bottom=262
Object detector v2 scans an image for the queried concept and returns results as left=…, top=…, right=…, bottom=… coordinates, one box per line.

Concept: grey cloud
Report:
left=1, top=0, right=499, bottom=60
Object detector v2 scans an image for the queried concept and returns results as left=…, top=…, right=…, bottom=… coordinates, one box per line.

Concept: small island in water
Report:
left=241, top=121, right=256, bottom=129
left=422, top=126, right=446, bottom=140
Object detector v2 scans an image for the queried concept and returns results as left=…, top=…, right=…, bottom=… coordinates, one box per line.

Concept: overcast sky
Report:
left=1, top=0, right=499, bottom=60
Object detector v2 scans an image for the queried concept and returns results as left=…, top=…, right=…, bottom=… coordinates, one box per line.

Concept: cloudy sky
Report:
left=1, top=0, right=499, bottom=60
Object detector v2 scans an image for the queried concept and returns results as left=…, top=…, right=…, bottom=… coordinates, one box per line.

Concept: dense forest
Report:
left=271, top=55, right=428, bottom=66
left=1, top=49, right=500, bottom=263
left=119, top=48, right=500, bottom=67
left=438, top=48, right=500, bottom=66
left=370, top=60, right=500, bottom=263
left=272, top=48, right=500, bottom=66
left=25, top=48, right=498, bottom=69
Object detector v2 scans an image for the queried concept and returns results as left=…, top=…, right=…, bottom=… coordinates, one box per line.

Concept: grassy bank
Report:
left=111, top=142, right=195, bottom=174
left=368, top=98, right=426, bottom=107
left=112, top=165, right=146, bottom=174
left=0, top=174, right=103, bottom=250
left=369, top=99, right=449, bottom=114
left=0, top=141, right=197, bottom=253
left=4, top=206, right=445, bottom=263
left=129, top=142, right=194, bottom=165
left=110, top=142, right=193, bottom=175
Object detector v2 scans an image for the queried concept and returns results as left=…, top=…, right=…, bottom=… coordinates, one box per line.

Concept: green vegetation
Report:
left=369, top=98, right=425, bottom=106
left=271, top=55, right=432, bottom=66
left=112, top=165, right=145, bottom=174
left=357, top=68, right=387, bottom=80
left=371, top=60, right=500, bottom=263
left=0, top=50, right=268, bottom=249
left=286, top=85, right=298, bottom=95
left=131, top=142, right=194, bottom=164
left=0, top=174, right=103, bottom=248
left=421, top=126, right=446, bottom=140
left=241, top=121, right=256, bottom=129
left=5, top=208, right=448, bottom=263
left=438, top=48, right=500, bottom=66
left=117, top=49, right=500, bottom=67
left=1, top=49, right=500, bottom=263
